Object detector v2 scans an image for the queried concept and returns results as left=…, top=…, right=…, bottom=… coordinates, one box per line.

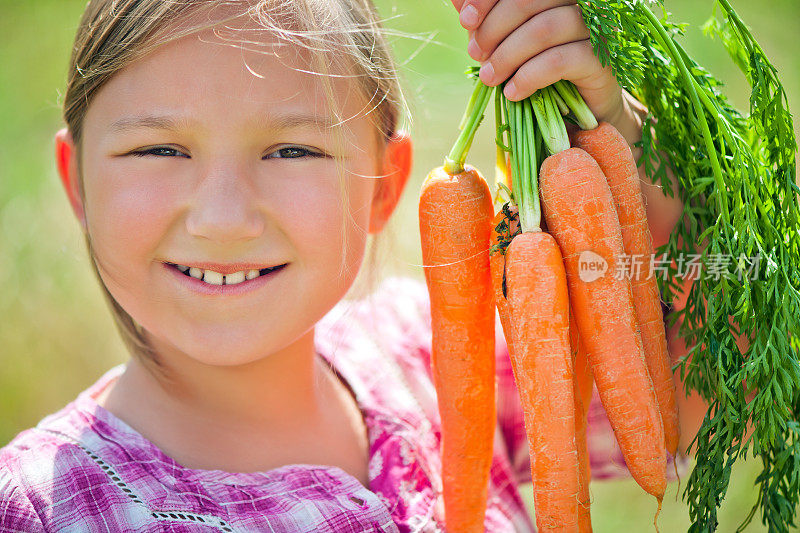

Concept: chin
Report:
left=149, top=321, right=282, bottom=368
left=194, top=337, right=277, bottom=366
left=191, top=353, right=265, bottom=368
left=180, top=344, right=275, bottom=368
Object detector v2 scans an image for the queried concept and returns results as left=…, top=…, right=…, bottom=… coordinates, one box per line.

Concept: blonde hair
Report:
left=63, top=0, right=408, bottom=374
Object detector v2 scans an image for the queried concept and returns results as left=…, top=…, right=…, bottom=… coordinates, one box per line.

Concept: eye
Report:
left=263, top=146, right=325, bottom=160
left=130, top=146, right=189, bottom=158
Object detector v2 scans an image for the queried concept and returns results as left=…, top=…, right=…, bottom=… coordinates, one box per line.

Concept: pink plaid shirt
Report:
left=0, top=277, right=634, bottom=532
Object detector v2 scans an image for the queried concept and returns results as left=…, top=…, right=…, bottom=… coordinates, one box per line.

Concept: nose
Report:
left=185, top=163, right=265, bottom=243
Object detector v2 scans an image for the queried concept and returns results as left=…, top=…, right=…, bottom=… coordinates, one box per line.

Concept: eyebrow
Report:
left=108, top=115, right=187, bottom=133
left=261, top=113, right=337, bottom=132
left=108, top=113, right=337, bottom=134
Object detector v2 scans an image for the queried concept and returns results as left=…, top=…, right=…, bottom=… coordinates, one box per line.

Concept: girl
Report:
left=0, top=0, right=697, bottom=531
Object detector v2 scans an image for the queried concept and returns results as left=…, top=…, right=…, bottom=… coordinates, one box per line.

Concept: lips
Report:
left=165, top=262, right=286, bottom=296
left=166, top=262, right=287, bottom=286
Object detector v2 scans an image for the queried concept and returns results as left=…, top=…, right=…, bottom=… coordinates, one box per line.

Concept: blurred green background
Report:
left=1, top=0, right=797, bottom=531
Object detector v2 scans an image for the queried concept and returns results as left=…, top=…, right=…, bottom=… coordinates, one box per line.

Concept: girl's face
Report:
left=58, top=28, right=410, bottom=366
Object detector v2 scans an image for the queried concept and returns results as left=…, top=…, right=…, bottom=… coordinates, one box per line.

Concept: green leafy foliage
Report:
left=578, top=0, right=648, bottom=91
left=576, top=0, right=800, bottom=530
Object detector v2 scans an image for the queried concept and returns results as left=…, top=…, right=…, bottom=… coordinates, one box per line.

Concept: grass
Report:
left=0, top=1, right=796, bottom=530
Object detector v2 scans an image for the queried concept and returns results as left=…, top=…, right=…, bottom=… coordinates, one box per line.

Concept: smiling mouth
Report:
left=166, top=262, right=287, bottom=286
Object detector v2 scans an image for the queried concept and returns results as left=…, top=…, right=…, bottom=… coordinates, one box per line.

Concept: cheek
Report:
left=342, top=177, right=376, bottom=261
left=82, top=160, right=181, bottom=276
left=286, top=171, right=374, bottom=275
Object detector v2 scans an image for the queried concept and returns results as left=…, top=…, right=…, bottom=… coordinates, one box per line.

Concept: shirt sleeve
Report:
left=0, top=469, right=45, bottom=533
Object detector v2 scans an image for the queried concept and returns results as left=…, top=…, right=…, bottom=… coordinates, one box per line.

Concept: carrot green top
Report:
left=575, top=0, right=800, bottom=529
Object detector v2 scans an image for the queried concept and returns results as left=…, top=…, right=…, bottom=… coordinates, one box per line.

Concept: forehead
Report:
left=175, top=7, right=363, bottom=99
left=86, top=10, right=374, bottom=137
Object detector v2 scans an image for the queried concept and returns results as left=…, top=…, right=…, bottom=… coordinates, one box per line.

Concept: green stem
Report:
left=534, top=117, right=544, bottom=168
left=674, top=40, right=750, bottom=155
left=641, top=5, right=731, bottom=226
left=717, top=0, right=756, bottom=57
left=532, top=89, right=570, bottom=155
left=514, top=101, right=528, bottom=218
left=504, top=97, right=523, bottom=208
left=498, top=80, right=594, bottom=234
left=521, top=98, right=541, bottom=232
left=519, top=101, right=532, bottom=230
left=495, top=85, right=504, bottom=148
left=459, top=78, right=483, bottom=131
left=551, top=87, right=569, bottom=116
left=545, top=88, right=562, bottom=130
left=446, top=81, right=493, bottom=174
left=495, top=86, right=512, bottom=153
left=694, top=80, right=740, bottom=151
left=554, top=81, right=598, bottom=130
left=495, top=86, right=510, bottom=193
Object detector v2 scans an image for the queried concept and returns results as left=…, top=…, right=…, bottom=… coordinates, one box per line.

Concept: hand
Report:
left=451, top=0, right=626, bottom=127
left=451, top=0, right=685, bottom=253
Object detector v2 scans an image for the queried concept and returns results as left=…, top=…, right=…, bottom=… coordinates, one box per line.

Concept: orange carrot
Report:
left=492, top=213, right=585, bottom=531
left=572, top=122, right=680, bottom=458
left=419, top=165, right=495, bottom=533
left=495, top=226, right=589, bottom=531
left=539, top=147, right=666, bottom=502
left=504, top=230, right=579, bottom=532
left=570, top=314, right=593, bottom=532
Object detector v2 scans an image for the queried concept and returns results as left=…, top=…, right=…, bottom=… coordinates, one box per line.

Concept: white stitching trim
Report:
left=35, top=428, right=235, bottom=532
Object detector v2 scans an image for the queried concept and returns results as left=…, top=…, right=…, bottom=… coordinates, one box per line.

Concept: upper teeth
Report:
left=178, top=265, right=264, bottom=286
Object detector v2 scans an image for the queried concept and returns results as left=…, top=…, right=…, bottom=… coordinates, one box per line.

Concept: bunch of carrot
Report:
left=419, top=77, right=680, bottom=531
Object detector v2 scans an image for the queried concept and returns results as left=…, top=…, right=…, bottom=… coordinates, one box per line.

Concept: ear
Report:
left=369, top=132, right=413, bottom=234
left=55, top=128, right=87, bottom=232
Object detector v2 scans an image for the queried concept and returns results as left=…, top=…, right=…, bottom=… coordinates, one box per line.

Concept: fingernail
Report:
left=460, top=4, right=479, bottom=29
left=479, top=62, right=495, bottom=84
left=467, top=38, right=483, bottom=61
left=504, top=80, right=516, bottom=100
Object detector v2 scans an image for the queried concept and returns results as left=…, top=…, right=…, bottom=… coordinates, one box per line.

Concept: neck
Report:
left=104, top=328, right=328, bottom=435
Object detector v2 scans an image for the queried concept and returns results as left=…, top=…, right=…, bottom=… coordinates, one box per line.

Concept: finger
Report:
left=479, top=5, right=589, bottom=87
left=471, top=0, right=577, bottom=62
left=501, top=40, right=604, bottom=101
left=457, top=0, right=500, bottom=31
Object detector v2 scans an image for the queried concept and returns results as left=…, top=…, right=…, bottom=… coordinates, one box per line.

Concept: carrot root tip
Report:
left=653, top=497, right=663, bottom=533
left=673, top=458, right=680, bottom=502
